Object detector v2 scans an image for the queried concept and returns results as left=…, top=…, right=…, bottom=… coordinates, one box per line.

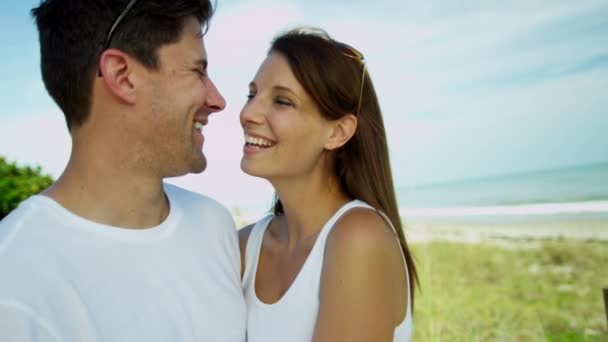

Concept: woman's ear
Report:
left=324, top=114, right=357, bottom=150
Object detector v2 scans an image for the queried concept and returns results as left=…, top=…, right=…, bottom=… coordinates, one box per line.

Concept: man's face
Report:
left=137, top=17, right=225, bottom=177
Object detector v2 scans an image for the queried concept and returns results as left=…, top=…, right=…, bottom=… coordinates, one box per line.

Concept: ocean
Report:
left=235, top=163, right=608, bottom=225
left=396, top=162, right=608, bottom=223
left=398, top=162, right=608, bottom=207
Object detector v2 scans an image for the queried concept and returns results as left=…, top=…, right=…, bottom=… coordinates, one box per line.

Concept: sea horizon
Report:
left=397, top=161, right=608, bottom=206
left=233, top=162, right=608, bottom=225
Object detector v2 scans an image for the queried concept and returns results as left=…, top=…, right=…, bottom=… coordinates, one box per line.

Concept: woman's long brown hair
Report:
left=270, top=27, right=418, bottom=308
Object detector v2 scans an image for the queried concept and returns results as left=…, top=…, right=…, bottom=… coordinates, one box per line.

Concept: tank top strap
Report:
left=242, top=215, right=273, bottom=287
left=314, top=200, right=373, bottom=252
left=316, top=200, right=413, bottom=322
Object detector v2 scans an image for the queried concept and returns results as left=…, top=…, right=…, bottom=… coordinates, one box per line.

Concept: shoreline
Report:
left=399, top=200, right=608, bottom=218
left=399, top=200, right=608, bottom=243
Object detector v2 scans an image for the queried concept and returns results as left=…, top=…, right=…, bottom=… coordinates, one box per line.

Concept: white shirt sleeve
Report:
left=0, top=301, right=65, bottom=342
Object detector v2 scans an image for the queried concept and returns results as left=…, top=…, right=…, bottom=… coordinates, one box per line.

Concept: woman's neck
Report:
left=270, top=174, right=350, bottom=247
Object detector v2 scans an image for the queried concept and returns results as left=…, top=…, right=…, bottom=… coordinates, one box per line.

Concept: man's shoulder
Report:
left=0, top=196, right=77, bottom=275
left=0, top=200, right=58, bottom=301
left=164, top=183, right=234, bottom=222
left=164, top=182, right=225, bottom=209
left=0, top=197, right=44, bottom=249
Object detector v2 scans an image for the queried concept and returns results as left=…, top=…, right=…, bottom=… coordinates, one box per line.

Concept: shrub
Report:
left=0, top=157, right=53, bottom=219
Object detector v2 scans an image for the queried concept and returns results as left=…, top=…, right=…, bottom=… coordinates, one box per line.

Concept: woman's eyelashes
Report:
left=274, top=97, right=293, bottom=107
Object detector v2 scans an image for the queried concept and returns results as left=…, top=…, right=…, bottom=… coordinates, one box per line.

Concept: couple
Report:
left=0, top=0, right=417, bottom=341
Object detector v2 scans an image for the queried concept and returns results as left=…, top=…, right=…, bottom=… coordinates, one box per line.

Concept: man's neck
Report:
left=44, top=153, right=170, bottom=230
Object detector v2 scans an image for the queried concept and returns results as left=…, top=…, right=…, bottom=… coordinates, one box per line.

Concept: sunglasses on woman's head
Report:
left=333, top=40, right=366, bottom=116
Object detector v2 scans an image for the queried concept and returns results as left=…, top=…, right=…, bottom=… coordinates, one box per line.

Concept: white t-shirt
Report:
left=0, top=183, right=246, bottom=342
left=242, top=200, right=412, bottom=342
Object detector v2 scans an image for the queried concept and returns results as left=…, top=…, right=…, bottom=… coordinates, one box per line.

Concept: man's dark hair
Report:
left=31, top=0, right=215, bottom=130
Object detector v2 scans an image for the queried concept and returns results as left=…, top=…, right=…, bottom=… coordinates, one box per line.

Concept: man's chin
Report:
left=191, top=156, right=207, bottom=174
left=191, top=164, right=207, bottom=174
left=164, top=157, right=206, bottom=178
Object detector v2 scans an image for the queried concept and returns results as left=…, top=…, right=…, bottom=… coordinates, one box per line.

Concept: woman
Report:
left=238, top=27, right=418, bottom=342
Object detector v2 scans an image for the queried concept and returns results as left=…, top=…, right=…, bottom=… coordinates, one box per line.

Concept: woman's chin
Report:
left=240, top=160, right=263, bottom=178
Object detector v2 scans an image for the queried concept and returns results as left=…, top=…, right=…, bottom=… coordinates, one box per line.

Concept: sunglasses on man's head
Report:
left=333, top=40, right=367, bottom=116
left=98, top=0, right=139, bottom=76
left=103, top=0, right=138, bottom=52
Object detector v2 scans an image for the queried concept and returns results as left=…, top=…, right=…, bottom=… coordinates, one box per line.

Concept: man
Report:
left=0, top=0, right=246, bottom=340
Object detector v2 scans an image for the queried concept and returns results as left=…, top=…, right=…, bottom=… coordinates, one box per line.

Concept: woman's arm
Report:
left=312, top=208, right=407, bottom=342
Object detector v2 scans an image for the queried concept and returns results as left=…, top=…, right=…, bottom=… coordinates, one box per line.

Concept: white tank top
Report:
left=242, top=200, right=412, bottom=342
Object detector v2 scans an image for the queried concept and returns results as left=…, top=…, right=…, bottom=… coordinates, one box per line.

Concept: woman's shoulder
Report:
left=238, top=214, right=276, bottom=256
left=321, top=206, right=404, bottom=284
left=238, top=216, right=274, bottom=279
left=326, top=206, right=397, bottom=254
left=323, top=204, right=406, bottom=280
left=317, top=206, right=407, bottom=334
left=238, top=223, right=255, bottom=244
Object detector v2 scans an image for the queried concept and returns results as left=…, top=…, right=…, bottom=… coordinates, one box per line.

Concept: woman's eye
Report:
left=275, top=98, right=293, bottom=106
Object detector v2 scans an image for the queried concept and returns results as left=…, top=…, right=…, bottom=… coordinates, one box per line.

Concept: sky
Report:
left=1, top=0, right=607, bottom=212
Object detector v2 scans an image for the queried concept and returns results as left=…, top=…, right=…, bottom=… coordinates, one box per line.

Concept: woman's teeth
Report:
left=245, top=135, right=274, bottom=147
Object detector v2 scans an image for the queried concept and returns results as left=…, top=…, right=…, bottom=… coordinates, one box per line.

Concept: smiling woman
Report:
left=238, top=27, right=418, bottom=342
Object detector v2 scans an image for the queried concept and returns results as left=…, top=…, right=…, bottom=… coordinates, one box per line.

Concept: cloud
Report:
left=559, top=54, right=608, bottom=76
left=2, top=0, right=607, bottom=211
left=0, top=111, right=70, bottom=177
left=206, top=1, right=304, bottom=69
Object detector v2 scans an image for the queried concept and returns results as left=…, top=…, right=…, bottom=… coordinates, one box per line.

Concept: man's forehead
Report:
left=182, top=16, right=204, bottom=38
left=155, top=27, right=207, bottom=69
left=180, top=21, right=207, bottom=57
left=185, top=22, right=206, bottom=52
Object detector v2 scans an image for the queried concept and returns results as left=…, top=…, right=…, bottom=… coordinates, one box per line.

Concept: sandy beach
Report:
left=401, top=200, right=608, bottom=243
left=405, top=218, right=608, bottom=244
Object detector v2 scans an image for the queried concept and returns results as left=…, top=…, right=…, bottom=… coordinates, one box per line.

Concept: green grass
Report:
left=411, top=239, right=608, bottom=341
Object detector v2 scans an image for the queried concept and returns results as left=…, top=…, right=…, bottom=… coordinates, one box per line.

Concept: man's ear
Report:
left=324, top=114, right=357, bottom=150
left=98, top=49, right=136, bottom=103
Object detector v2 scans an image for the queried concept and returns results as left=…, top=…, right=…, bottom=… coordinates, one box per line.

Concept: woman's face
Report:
left=239, top=52, right=332, bottom=181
